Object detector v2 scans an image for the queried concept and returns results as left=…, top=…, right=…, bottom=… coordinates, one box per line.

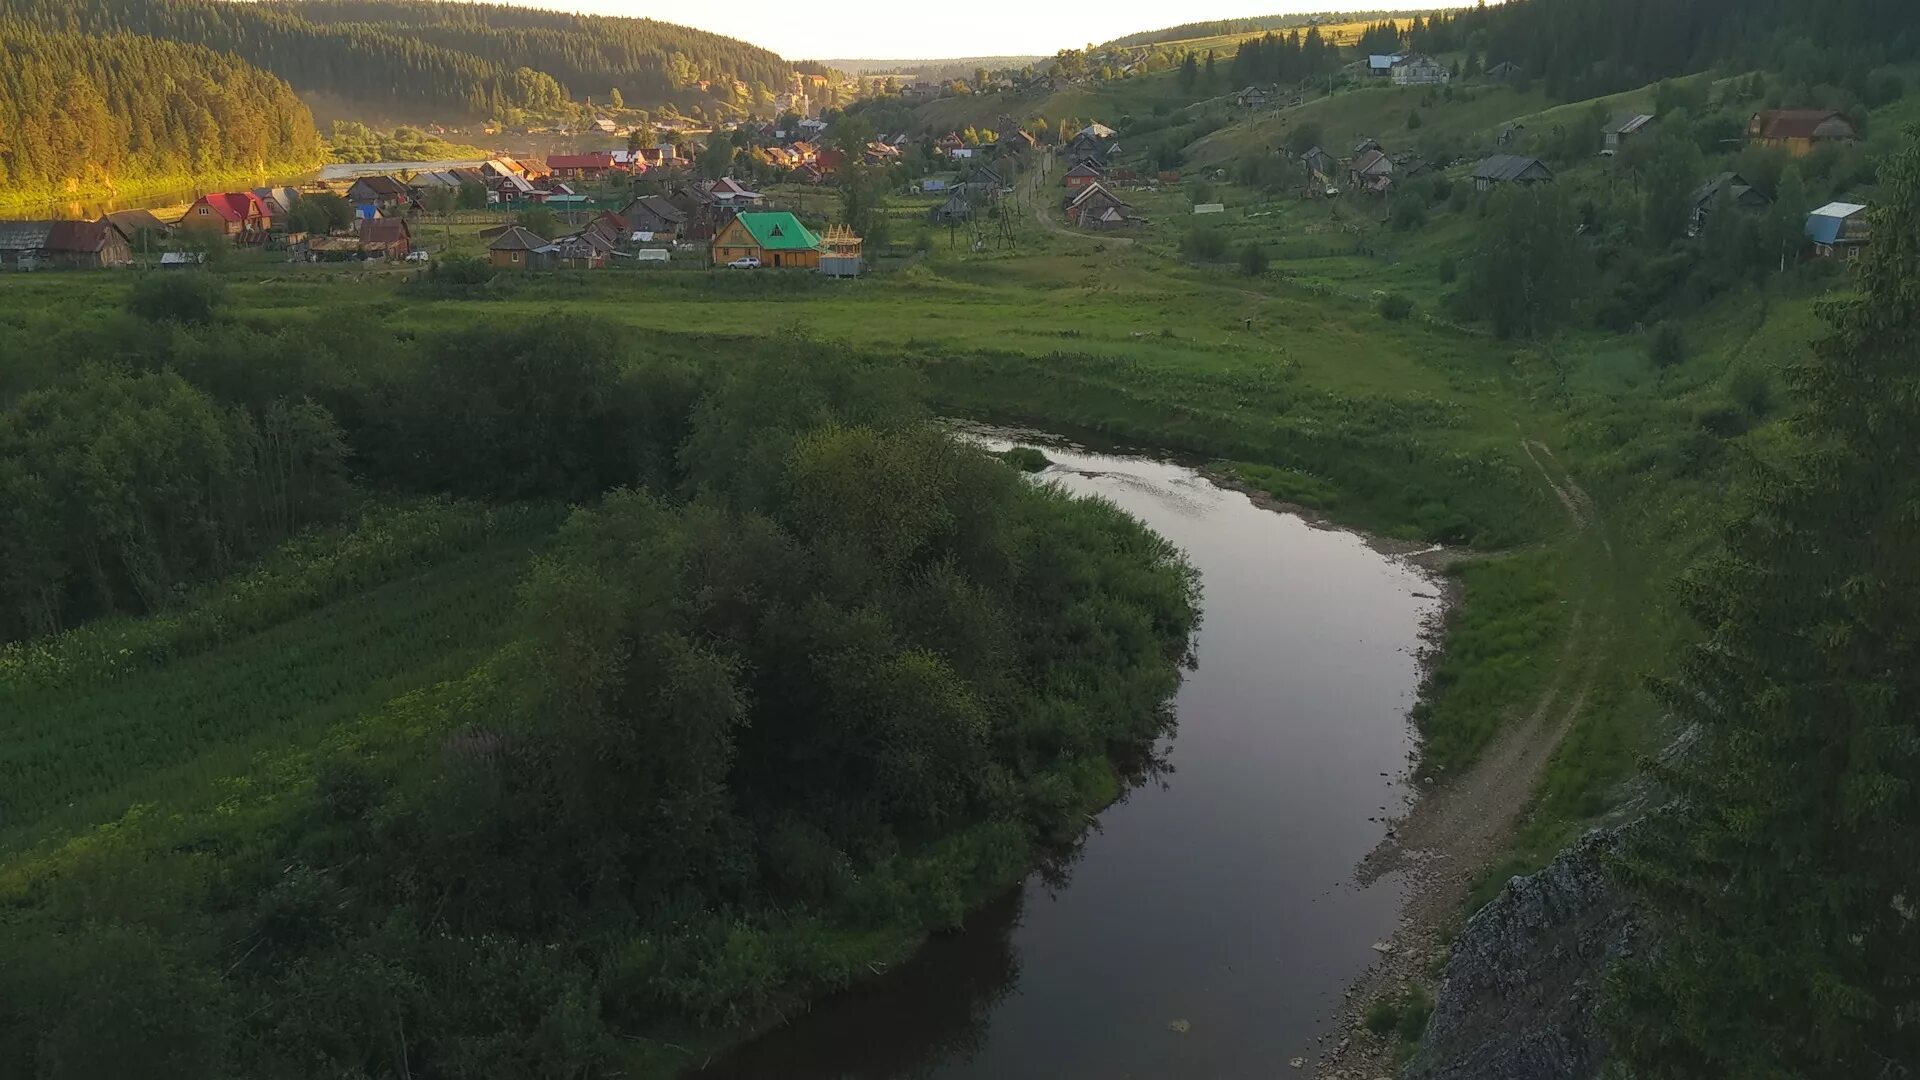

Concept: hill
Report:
left=0, top=0, right=794, bottom=122
left=0, top=22, right=322, bottom=210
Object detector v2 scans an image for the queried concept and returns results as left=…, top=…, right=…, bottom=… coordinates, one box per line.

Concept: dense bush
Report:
left=1182, top=224, right=1229, bottom=262
left=125, top=272, right=224, bottom=324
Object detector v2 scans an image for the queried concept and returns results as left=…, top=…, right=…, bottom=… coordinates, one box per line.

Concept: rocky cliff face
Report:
left=1402, top=827, right=1640, bottom=1080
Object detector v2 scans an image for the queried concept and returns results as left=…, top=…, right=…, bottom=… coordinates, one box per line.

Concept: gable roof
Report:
left=1068, top=181, right=1127, bottom=210
left=359, top=218, right=410, bottom=243
left=1473, top=154, right=1553, bottom=182
left=1352, top=149, right=1392, bottom=176
left=728, top=211, right=821, bottom=251
left=99, top=209, right=170, bottom=239
left=44, top=219, right=113, bottom=253
left=547, top=152, right=617, bottom=170
left=194, top=192, right=268, bottom=222
left=1690, top=172, right=1766, bottom=209
left=490, top=225, right=548, bottom=251
left=1078, top=122, right=1116, bottom=140
left=1369, top=53, right=1406, bottom=71
left=0, top=220, right=53, bottom=251
left=1751, top=109, right=1856, bottom=140
left=621, top=195, right=687, bottom=224
left=1064, top=162, right=1104, bottom=179
left=349, top=175, right=409, bottom=197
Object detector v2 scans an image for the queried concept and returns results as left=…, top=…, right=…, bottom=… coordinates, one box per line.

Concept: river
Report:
left=699, top=427, right=1444, bottom=1079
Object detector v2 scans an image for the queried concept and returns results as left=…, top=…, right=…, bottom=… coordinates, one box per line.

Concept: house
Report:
left=1063, top=162, right=1105, bottom=190
left=1065, top=183, right=1138, bottom=230
left=929, top=193, right=972, bottom=224
left=1349, top=149, right=1395, bottom=192
left=584, top=211, right=629, bottom=249
left=1472, top=154, right=1555, bottom=191
left=1300, top=146, right=1338, bottom=183
left=546, top=152, right=618, bottom=180
left=1602, top=113, right=1656, bottom=154
left=183, top=192, right=272, bottom=241
left=936, top=132, right=967, bottom=157
left=358, top=218, right=411, bottom=259
left=1747, top=110, right=1859, bottom=156
left=252, top=186, right=302, bottom=223
left=41, top=219, right=132, bottom=268
left=707, top=177, right=763, bottom=204
left=98, top=209, right=171, bottom=247
left=997, top=129, right=1038, bottom=155
left=634, top=146, right=680, bottom=169
left=618, top=195, right=687, bottom=240
left=489, top=226, right=552, bottom=269
left=1688, top=172, right=1772, bottom=235
left=347, top=175, right=411, bottom=213
left=481, top=157, right=533, bottom=180
left=1806, top=201, right=1871, bottom=259
left=1484, top=61, right=1522, bottom=82
left=820, top=224, right=863, bottom=278
left=0, top=221, right=51, bottom=269
left=491, top=171, right=537, bottom=203
left=1368, top=54, right=1406, bottom=78
left=710, top=211, right=823, bottom=269
left=1391, top=55, right=1450, bottom=87
left=1233, top=85, right=1272, bottom=109
left=959, top=164, right=1004, bottom=196
left=1067, top=123, right=1117, bottom=164
left=551, top=230, right=613, bottom=269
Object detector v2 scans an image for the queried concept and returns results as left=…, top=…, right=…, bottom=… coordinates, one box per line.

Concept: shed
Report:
left=1603, top=113, right=1656, bottom=153
left=1472, top=155, right=1554, bottom=191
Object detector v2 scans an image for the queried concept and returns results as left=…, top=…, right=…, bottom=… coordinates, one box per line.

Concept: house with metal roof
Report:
left=710, top=211, right=823, bottom=269
left=183, top=192, right=272, bottom=241
left=488, top=225, right=554, bottom=269
left=1603, top=113, right=1657, bottom=154
left=1806, top=201, right=1871, bottom=259
left=1472, top=155, right=1555, bottom=191
left=1688, top=172, right=1772, bottom=234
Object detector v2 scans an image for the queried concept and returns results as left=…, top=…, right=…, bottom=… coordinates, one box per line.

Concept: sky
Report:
left=524, top=1, right=1465, bottom=61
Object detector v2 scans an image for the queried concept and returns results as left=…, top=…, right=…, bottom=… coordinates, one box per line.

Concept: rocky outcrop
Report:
left=1402, top=827, right=1640, bottom=1080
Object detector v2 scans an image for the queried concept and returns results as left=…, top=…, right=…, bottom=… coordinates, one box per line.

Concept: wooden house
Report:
left=358, top=218, right=412, bottom=259
left=1602, top=113, right=1656, bottom=154
left=98, top=209, right=171, bottom=247
left=1805, top=201, right=1870, bottom=259
left=1471, top=155, right=1554, bottom=191
left=1390, top=55, right=1450, bottom=86
left=1349, top=149, right=1395, bottom=192
left=1233, top=86, right=1272, bottom=109
left=41, top=219, right=132, bottom=268
left=1688, top=172, right=1772, bottom=235
left=546, top=152, right=619, bottom=181
left=347, top=175, right=411, bottom=214
left=488, top=226, right=551, bottom=269
left=710, top=211, right=823, bottom=269
left=1063, top=162, right=1104, bottom=190
left=618, top=195, right=687, bottom=240
left=183, top=192, right=272, bottom=241
left=1064, top=182, right=1137, bottom=229
left=1747, top=110, right=1859, bottom=157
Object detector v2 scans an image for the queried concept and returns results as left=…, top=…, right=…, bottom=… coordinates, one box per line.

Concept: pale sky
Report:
left=523, top=1, right=1466, bottom=61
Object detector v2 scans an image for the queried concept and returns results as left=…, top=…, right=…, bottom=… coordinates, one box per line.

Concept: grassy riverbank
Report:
left=0, top=156, right=325, bottom=217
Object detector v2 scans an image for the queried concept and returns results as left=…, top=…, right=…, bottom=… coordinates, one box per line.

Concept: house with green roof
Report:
left=711, top=211, right=823, bottom=269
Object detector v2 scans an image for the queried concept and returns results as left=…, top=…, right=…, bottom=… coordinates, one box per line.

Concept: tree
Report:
left=627, top=125, right=655, bottom=152
left=1178, top=53, right=1199, bottom=92
left=424, top=185, right=457, bottom=217
left=518, top=205, right=557, bottom=240
left=608, top=87, right=623, bottom=110
left=290, top=191, right=351, bottom=235
left=1606, top=126, right=1920, bottom=1078
left=457, top=180, right=490, bottom=211
left=1640, top=130, right=1703, bottom=247
left=1203, top=49, right=1217, bottom=87
left=1463, top=184, right=1583, bottom=338
left=1237, top=241, right=1269, bottom=277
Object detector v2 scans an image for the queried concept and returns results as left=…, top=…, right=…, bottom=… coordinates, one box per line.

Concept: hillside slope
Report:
left=0, top=0, right=792, bottom=120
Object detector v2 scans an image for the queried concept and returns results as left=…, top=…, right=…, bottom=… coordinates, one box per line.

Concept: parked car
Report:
left=726, top=256, right=761, bottom=269
left=405, top=250, right=431, bottom=262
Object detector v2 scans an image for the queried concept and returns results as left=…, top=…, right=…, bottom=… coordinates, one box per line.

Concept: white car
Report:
left=405, top=250, right=431, bottom=262
left=726, top=256, right=761, bottom=269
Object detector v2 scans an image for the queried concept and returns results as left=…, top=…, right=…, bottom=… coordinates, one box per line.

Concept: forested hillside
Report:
left=0, top=0, right=791, bottom=119
left=0, top=24, right=321, bottom=198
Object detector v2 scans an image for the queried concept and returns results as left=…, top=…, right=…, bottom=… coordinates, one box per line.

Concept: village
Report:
left=0, top=73, right=1878, bottom=280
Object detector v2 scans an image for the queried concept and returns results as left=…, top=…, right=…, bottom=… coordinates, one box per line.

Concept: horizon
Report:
left=512, top=0, right=1470, bottom=62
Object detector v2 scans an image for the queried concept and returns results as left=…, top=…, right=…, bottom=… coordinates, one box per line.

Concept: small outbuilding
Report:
left=1472, top=154, right=1555, bottom=191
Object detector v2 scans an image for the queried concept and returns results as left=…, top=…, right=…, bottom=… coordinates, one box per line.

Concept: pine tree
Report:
left=1606, top=127, right=1920, bottom=1077
left=1178, top=52, right=1198, bottom=92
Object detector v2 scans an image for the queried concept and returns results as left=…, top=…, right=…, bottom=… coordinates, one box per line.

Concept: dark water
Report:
left=702, top=429, right=1441, bottom=1079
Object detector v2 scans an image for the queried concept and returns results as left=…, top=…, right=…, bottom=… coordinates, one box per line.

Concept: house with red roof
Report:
left=547, top=152, right=619, bottom=180
left=358, top=218, right=412, bottom=260
left=1746, top=109, right=1859, bottom=157
left=183, top=192, right=271, bottom=242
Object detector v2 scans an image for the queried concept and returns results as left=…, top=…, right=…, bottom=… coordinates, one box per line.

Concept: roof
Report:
left=1353, top=149, right=1392, bottom=175
left=194, top=192, right=268, bottom=222
left=1064, top=162, right=1104, bottom=179
left=349, top=175, right=410, bottom=197
left=1752, top=109, right=1856, bottom=140
left=1068, top=182, right=1127, bottom=210
left=728, top=211, right=822, bottom=251
left=490, top=225, right=549, bottom=251
left=1606, top=113, right=1656, bottom=136
left=1369, top=53, right=1406, bottom=70
left=1806, top=202, right=1868, bottom=245
left=359, top=218, right=410, bottom=243
left=1079, top=122, right=1116, bottom=140
left=547, top=152, right=617, bottom=170
left=100, top=209, right=170, bottom=238
left=622, top=195, right=687, bottom=224
left=1691, top=172, right=1763, bottom=208
left=0, top=220, right=53, bottom=251
left=1473, top=154, right=1552, bottom=182
left=44, top=219, right=113, bottom=253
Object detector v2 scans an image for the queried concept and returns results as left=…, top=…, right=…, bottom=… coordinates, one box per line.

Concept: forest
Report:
left=0, top=284, right=1197, bottom=1076
left=0, top=0, right=792, bottom=119
left=0, top=23, right=321, bottom=198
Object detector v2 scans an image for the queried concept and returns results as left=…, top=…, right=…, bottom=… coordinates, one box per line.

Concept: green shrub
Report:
left=1379, top=293, right=1416, bottom=320
left=126, top=272, right=224, bottom=324
left=1391, top=198, right=1429, bottom=231
left=1237, top=241, right=1269, bottom=277
left=1181, top=225, right=1228, bottom=262
left=1648, top=322, right=1686, bottom=367
left=1365, top=998, right=1401, bottom=1034
left=1000, top=446, right=1051, bottom=472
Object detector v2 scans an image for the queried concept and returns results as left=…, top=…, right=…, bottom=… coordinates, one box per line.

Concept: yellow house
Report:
left=711, top=212, right=823, bottom=269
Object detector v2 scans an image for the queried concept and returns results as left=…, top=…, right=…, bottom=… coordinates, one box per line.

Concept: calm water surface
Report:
left=702, top=428, right=1441, bottom=1079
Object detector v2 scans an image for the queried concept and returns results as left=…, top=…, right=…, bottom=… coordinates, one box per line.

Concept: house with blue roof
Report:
left=1806, top=201, right=1871, bottom=260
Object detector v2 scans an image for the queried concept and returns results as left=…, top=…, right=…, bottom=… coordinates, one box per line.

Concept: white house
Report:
left=1391, top=55, right=1451, bottom=86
